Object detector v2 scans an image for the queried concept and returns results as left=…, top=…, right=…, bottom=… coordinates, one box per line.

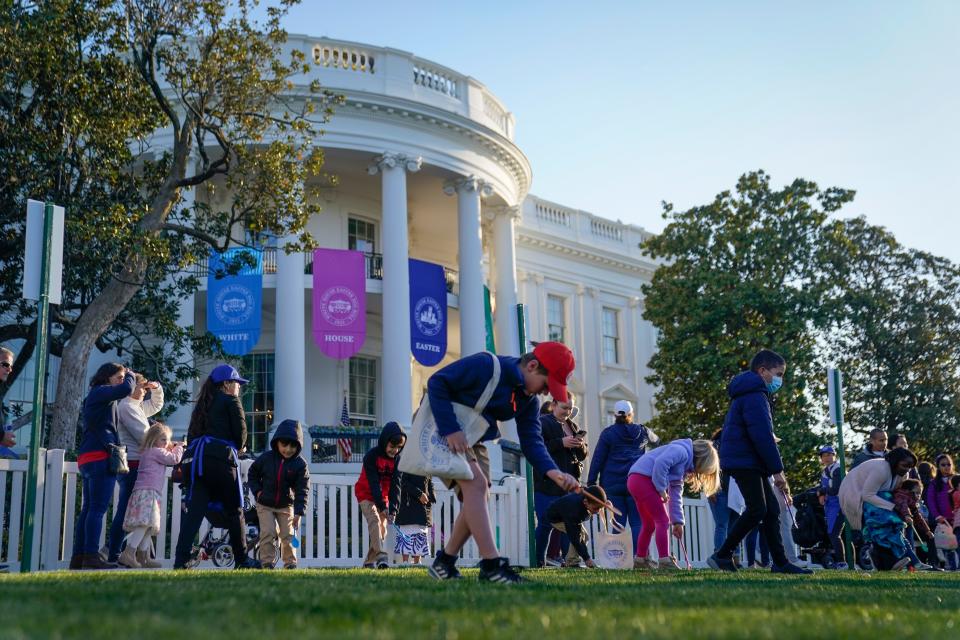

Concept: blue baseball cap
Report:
left=210, top=364, right=249, bottom=385
left=818, top=445, right=836, bottom=455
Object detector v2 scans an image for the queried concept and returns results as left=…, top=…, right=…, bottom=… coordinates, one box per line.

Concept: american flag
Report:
left=338, top=396, right=352, bottom=462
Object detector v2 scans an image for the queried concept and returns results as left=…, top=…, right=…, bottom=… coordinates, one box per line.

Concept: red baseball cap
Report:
left=532, top=341, right=575, bottom=403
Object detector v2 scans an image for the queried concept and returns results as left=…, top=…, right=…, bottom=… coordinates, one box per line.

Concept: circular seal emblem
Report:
left=214, top=284, right=255, bottom=327
left=319, top=286, right=360, bottom=327
left=413, top=296, right=443, bottom=337
left=604, top=541, right=627, bottom=562
left=419, top=420, right=451, bottom=467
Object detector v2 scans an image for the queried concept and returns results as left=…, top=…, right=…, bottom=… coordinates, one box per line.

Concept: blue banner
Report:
left=409, top=258, right=447, bottom=366
left=207, top=248, right=263, bottom=356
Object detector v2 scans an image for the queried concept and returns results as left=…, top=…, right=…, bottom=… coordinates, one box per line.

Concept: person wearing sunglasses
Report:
left=926, top=454, right=957, bottom=570
left=0, top=347, right=16, bottom=450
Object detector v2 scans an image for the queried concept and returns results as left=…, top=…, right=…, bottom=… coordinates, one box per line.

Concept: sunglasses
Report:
left=0, top=362, right=12, bottom=370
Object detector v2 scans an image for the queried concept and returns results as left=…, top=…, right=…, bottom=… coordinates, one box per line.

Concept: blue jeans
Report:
left=534, top=492, right=569, bottom=565
left=74, top=459, right=118, bottom=555
left=709, top=490, right=730, bottom=552
left=108, top=464, right=140, bottom=561
left=608, top=491, right=642, bottom=547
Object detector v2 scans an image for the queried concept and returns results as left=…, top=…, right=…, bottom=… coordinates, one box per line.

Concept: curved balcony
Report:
left=284, top=35, right=516, bottom=141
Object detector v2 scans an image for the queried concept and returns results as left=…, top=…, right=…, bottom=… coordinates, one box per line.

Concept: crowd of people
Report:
left=2, top=338, right=958, bottom=580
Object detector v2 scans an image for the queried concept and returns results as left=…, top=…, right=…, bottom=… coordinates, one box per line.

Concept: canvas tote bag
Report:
left=593, top=513, right=634, bottom=569
left=398, top=352, right=501, bottom=481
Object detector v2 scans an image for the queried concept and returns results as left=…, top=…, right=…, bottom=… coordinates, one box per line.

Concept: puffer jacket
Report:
left=247, top=420, right=310, bottom=515
left=719, top=371, right=783, bottom=476
left=392, top=472, right=436, bottom=527
left=354, top=422, right=404, bottom=511
left=586, top=421, right=649, bottom=495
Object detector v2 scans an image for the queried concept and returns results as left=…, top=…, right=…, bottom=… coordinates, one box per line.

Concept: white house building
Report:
left=7, top=36, right=661, bottom=473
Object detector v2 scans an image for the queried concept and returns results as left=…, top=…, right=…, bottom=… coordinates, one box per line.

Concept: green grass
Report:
left=1, top=568, right=959, bottom=639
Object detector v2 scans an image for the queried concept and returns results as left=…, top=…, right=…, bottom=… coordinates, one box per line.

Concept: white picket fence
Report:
left=1, top=450, right=724, bottom=572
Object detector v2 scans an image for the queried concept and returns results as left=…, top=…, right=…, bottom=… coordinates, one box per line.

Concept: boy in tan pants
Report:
left=248, top=419, right=310, bottom=568
left=354, top=422, right=406, bottom=568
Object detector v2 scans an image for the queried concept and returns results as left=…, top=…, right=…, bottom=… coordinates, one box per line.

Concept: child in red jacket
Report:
left=354, top=422, right=405, bottom=568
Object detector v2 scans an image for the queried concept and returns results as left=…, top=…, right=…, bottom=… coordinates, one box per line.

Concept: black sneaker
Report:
left=478, top=557, right=524, bottom=584
left=857, top=545, right=875, bottom=571
left=707, top=553, right=738, bottom=572
left=771, top=562, right=814, bottom=575
left=428, top=557, right=463, bottom=580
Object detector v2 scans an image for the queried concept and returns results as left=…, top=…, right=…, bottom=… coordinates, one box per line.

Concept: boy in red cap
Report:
left=427, top=341, right=580, bottom=583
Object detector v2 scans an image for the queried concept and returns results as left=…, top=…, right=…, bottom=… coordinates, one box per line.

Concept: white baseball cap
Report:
left=614, top=400, right=634, bottom=415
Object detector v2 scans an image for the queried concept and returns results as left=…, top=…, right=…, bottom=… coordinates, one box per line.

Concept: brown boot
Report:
left=81, top=554, right=118, bottom=570
left=69, top=554, right=85, bottom=570
left=118, top=546, right=140, bottom=569
left=136, top=549, right=161, bottom=569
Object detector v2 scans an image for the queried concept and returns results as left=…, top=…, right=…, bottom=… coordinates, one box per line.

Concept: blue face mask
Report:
left=767, top=375, right=783, bottom=394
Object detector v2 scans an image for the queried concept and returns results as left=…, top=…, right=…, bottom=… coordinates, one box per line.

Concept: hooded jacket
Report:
left=718, top=371, right=784, bottom=476
left=354, top=422, right=404, bottom=511
left=586, top=421, right=649, bottom=495
left=248, top=419, right=310, bottom=515
left=850, top=445, right=886, bottom=470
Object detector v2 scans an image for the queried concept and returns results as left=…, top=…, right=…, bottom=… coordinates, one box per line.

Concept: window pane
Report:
left=547, top=295, right=566, bottom=344
left=349, top=356, right=378, bottom=424
left=240, top=352, right=275, bottom=453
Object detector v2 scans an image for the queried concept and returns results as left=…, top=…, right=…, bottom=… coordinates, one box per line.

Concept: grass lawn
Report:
left=1, top=568, right=959, bottom=639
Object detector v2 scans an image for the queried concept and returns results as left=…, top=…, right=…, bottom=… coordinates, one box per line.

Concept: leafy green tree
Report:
left=642, top=171, right=854, bottom=484
left=1, top=0, right=339, bottom=449
left=818, top=217, right=960, bottom=461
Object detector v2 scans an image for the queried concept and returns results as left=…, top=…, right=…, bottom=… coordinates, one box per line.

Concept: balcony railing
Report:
left=308, top=426, right=382, bottom=464
left=305, top=251, right=382, bottom=279
left=192, top=247, right=277, bottom=277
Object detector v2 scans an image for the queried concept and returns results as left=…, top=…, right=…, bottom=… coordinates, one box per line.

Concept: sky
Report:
left=272, top=1, right=960, bottom=260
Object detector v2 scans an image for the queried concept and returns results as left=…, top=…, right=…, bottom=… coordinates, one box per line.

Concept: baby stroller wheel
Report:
left=212, top=543, right=235, bottom=568
left=253, top=540, right=280, bottom=568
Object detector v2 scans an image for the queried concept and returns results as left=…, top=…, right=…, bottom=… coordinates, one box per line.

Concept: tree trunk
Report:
left=47, top=269, right=144, bottom=450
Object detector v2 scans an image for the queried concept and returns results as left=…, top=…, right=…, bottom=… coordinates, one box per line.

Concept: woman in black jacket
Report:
left=174, top=364, right=258, bottom=569
left=391, top=472, right=436, bottom=565
left=534, top=398, right=588, bottom=566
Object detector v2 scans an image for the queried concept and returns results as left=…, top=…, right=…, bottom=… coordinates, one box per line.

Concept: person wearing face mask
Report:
left=708, top=349, right=811, bottom=574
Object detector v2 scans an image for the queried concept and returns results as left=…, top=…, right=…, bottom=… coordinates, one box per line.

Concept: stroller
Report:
left=791, top=488, right=834, bottom=567
left=182, top=458, right=281, bottom=568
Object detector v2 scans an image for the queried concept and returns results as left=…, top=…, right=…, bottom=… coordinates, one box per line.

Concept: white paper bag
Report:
left=593, top=514, right=634, bottom=570
left=398, top=352, right=500, bottom=480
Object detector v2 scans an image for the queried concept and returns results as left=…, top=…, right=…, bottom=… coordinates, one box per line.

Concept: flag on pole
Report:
left=338, top=396, right=353, bottom=462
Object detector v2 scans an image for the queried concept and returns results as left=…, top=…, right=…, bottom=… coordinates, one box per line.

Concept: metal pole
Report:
left=829, top=368, right=855, bottom=569
left=516, top=304, right=537, bottom=567
left=21, top=202, right=55, bottom=572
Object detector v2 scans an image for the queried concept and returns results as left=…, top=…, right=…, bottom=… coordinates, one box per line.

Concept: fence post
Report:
left=40, top=449, right=65, bottom=570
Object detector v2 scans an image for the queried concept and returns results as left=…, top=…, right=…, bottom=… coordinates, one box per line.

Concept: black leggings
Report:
left=715, top=469, right=788, bottom=566
left=174, top=456, right=247, bottom=567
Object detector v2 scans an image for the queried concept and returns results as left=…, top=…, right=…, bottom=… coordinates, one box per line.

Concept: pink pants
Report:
left=627, top=473, right=670, bottom=558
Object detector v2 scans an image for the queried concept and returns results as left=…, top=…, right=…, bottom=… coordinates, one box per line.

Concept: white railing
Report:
left=412, top=64, right=459, bottom=98
left=312, top=44, right=376, bottom=73
left=535, top=202, right=572, bottom=227
left=0, top=450, right=528, bottom=572
left=591, top=218, right=623, bottom=242
left=483, top=94, right=509, bottom=134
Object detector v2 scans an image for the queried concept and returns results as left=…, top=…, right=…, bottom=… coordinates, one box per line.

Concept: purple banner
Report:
left=312, top=248, right=366, bottom=359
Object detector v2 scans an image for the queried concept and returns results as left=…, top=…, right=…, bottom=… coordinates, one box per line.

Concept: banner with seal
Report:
left=409, top=258, right=447, bottom=366
left=207, top=248, right=263, bottom=356
left=312, top=248, right=366, bottom=359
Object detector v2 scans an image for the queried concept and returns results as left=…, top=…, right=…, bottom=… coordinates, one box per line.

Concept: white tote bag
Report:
left=593, top=514, right=634, bottom=570
left=398, top=352, right=501, bottom=481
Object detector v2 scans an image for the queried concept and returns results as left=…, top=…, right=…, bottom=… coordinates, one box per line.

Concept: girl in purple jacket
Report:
left=627, top=439, right=720, bottom=570
left=926, top=453, right=957, bottom=570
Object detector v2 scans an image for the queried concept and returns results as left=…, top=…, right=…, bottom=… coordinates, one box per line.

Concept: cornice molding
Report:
left=516, top=231, right=657, bottom=280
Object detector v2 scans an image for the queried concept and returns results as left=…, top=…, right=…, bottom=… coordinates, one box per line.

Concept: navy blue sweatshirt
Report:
left=546, top=493, right=593, bottom=561
left=78, top=372, right=136, bottom=455
left=426, top=352, right=557, bottom=478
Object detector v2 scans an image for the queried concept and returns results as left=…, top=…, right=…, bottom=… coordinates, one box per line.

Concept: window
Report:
left=348, top=217, right=376, bottom=254
left=547, top=295, right=566, bottom=344
left=241, top=352, right=275, bottom=453
left=602, top=307, right=620, bottom=365
left=349, top=356, right=378, bottom=427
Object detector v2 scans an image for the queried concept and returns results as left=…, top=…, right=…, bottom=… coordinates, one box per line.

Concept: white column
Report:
left=369, top=152, right=422, bottom=426
left=444, top=175, right=492, bottom=356
left=492, top=206, right=521, bottom=356
left=274, top=236, right=306, bottom=425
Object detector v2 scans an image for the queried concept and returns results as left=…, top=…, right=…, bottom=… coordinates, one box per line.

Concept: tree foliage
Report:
left=0, top=0, right=340, bottom=448
left=642, top=171, right=851, bottom=484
